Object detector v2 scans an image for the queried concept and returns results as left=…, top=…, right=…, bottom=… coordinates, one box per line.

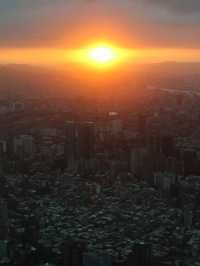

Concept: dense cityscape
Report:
left=1, top=0, right=200, bottom=264
left=1, top=75, right=200, bottom=265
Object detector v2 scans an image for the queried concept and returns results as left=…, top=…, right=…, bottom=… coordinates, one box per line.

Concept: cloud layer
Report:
left=0, top=0, right=200, bottom=48
left=148, top=0, right=200, bottom=13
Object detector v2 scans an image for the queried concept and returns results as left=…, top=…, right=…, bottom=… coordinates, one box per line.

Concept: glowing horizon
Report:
left=1, top=44, right=200, bottom=67
left=67, top=42, right=133, bottom=68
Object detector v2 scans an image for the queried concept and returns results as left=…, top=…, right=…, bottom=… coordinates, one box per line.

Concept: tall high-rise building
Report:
left=128, top=243, right=152, bottom=266
left=78, top=122, right=95, bottom=160
left=65, top=121, right=95, bottom=173
left=14, top=135, right=34, bottom=158
left=161, top=135, right=175, bottom=157
left=0, top=199, right=8, bottom=240
left=77, top=122, right=95, bottom=175
left=0, top=141, right=6, bottom=173
left=65, top=121, right=77, bottom=170
left=138, top=114, right=147, bottom=137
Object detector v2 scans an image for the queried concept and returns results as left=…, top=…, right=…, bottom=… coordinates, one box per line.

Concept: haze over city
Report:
left=1, top=1, right=200, bottom=266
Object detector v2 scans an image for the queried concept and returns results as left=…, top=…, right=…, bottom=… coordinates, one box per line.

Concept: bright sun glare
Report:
left=88, top=47, right=116, bottom=63
left=69, top=42, right=132, bottom=68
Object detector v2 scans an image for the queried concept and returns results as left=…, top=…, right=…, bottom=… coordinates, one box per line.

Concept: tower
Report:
left=65, top=121, right=77, bottom=170
left=77, top=122, right=95, bottom=175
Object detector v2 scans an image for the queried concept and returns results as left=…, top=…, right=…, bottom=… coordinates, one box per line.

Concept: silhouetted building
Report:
left=181, top=149, right=197, bottom=176
left=14, top=135, right=34, bottom=158
left=128, top=243, right=152, bottom=266
left=65, top=121, right=77, bottom=170
left=83, top=253, right=112, bottom=266
left=0, top=199, right=8, bottom=240
left=161, top=136, right=175, bottom=157
left=78, top=122, right=95, bottom=175
left=137, top=114, right=147, bottom=137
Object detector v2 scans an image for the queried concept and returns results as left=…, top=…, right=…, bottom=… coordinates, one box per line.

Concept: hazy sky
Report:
left=1, top=0, right=200, bottom=49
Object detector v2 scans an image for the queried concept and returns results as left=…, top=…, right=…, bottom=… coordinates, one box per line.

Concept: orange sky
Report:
left=1, top=47, right=200, bottom=66
left=1, top=0, right=200, bottom=66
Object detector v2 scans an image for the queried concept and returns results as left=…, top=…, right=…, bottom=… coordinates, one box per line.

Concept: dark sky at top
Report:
left=0, top=0, right=200, bottom=48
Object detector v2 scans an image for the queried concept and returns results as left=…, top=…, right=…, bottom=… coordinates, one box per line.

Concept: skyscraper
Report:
left=65, top=121, right=77, bottom=170
left=78, top=122, right=95, bottom=159
left=77, top=122, right=95, bottom=175
left=65, top=121, right=95, bottom=174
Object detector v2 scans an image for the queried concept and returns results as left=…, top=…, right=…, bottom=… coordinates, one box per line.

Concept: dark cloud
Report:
left=147, top=0, right=200, bottom=13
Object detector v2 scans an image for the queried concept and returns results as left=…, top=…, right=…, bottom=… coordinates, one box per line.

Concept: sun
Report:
left=69, top=42, right=132, bottom=68
left=88, top=46, right=116, bottom=63
left=85, top=43, right=121, bottom=66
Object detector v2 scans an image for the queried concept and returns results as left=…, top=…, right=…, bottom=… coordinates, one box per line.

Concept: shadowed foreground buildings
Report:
left=1, top=170, right=200, bottom=265
left=1, top=88, right=200, bottom=265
